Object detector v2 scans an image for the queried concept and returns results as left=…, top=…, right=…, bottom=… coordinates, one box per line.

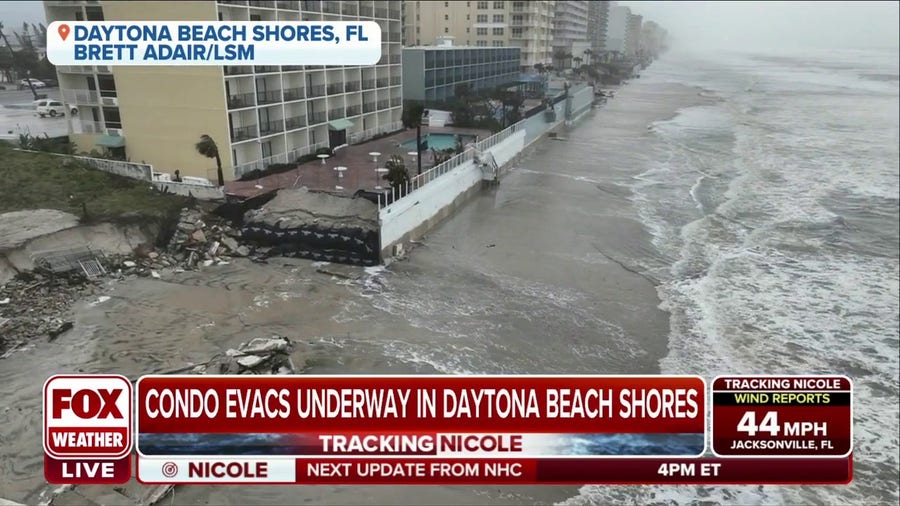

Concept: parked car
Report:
left=18, top=78, right=45, bottom=90
left=40, top=78, right=59, bottom=88
left=35, top=99, right=68, bottom=118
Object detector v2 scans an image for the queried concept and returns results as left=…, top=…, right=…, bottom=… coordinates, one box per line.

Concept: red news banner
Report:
left=43, top=374, right=853, bottom=485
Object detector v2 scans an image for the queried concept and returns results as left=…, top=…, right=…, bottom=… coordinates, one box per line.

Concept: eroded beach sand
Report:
left=0, top=79, right=711, bottom=505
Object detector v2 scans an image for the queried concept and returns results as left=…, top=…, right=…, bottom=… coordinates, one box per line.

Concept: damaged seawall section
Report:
left=241, top=188, right=380, bottom=266
left=378, top=85, right=593, bottom=260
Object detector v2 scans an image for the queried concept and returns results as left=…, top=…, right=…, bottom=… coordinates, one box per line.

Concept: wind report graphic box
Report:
left=43, top=374, right=133, bottom=484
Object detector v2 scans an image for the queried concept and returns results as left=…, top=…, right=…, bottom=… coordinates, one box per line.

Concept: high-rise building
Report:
left=605, top=3, right=629, bottom=56
left=586, top=0, right=609, bottom=55
left=626, top=13, right=643, bottom=58
left=44, top=0, right=404, bottom=181
left=404, top=0, right=556, bottom=71
left=551, top=0, right=590, bottom=68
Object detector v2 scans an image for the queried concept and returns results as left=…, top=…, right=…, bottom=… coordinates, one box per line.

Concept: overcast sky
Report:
left=621, top=1, right=900, bottom=52
left=2, top=1, right=898, bottom=52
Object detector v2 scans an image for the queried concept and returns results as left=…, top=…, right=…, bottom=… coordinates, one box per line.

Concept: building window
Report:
left=476, top=27, right=487, bottom=35
left=476, top=40, right=487, bottom=47
left=493, top=1, right=504, bottom=8
left=511, top=27, right=522, bottom=37
left=466, top=27, right=470, bottom=33
left=444, top=27, right=449, bottom=33
left=493, top=40, right=504, bottom=47
left=466, top=14, right=470, bottom=20
left=493, top=14, right=504, bottom=22
left=477, top=1, right=488, bottom=9
left=261, top=141, right=273, bottom=159
left=444, top=14, right=449, bottom=20
left=444, top=1, right=448, bottom=5
left=476, top=14, right=487, bottom=22
left=492, top=27, right=504, bottom=35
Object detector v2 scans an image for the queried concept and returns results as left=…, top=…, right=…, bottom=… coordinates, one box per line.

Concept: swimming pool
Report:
left=399, top=133, right=477, bottom=151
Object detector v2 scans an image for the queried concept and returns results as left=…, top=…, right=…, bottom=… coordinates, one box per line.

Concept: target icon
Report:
left=161, top=462, right=178, bottom=478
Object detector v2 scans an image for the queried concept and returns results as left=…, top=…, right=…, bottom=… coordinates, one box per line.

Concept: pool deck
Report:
left=225, top=125, right=490, bottom=199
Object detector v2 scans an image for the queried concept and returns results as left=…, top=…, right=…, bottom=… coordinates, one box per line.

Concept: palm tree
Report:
left=573, top=56, right=583, bottom=68
left=401, top=102, right=425, bottom=176
left=195, top=134, right=225, bottom=186
left=383, top=155, right=409, bottom=192
left=583, top=48, right=593, bottom=66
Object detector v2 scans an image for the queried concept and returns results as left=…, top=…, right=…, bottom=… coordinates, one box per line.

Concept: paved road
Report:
left=0, top=87, right=67, bottom=140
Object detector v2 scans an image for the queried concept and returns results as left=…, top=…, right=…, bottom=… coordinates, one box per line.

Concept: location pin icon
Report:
left=58, top=24, right=70, bottom=41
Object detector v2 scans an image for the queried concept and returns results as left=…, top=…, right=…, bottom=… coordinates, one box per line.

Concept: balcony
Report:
left=389, top=9, right=400, bottom=19
left=389, top=75, right=401, bottom=86
left=327, top=107, right=344, bottom=119
left=390, top=97, right=401, bottom=107
left=283, top=87, right=305, bottom=101
left=388, top=32, right=401, bottom=43
left=389, top=55, right=402, bottom=64
left=282, top=65, right=304, bottom=72
left=231, top=125, right=258, bottom=142
left=359, top=6, right=373, bottom=17
left=309, top=111, right=326, bottom=124
left=362, top=79, right=375, bottom=90
left=57, top=65, right=93, bottom=74
left=259, top=120, right=284, bottom=136
left=308, top=85, right=326, bottom=97
left=218, top=0, right=247, bottom=4
left=346, top=105, right=361, bottom=116
left=326, top=83, right=343, bottom=95
left=376, top=78, right=388, bottom=88
left=363, top=102, right=376, bottom=113
left=345, top=81, right=360, bottom=92
left=340, top=3, right=356, bottom=15
left=228, top=92, right=256, bottom=109
left=322, top=1, right=339, bottom=14
left=255, top=65, right=280, bottom=74
left=248, top=0, right=275, bottom=8
left=285, top=115, right=307, bottom=130
left=374, top=8, right=388, bottom=18
left=225, top=65, right=253, bottom=76
left=62, top=88, right=100, bottom=104
left=302, top=0, right=320, bottom=10
left=257, top=89, right=282, bottom=104
left=376, top=99, right=389, bottom=110
left=276, top=0, right=297, bottom=8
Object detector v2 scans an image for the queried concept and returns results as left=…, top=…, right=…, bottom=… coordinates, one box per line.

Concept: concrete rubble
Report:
left=0, top=207, right=262, bottom=357
left=26, top=336, right=298, bottom=506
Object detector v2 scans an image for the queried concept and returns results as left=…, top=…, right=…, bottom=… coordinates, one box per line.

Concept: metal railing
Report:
left=248, top=0, right=275, bottom=7
left=62, top=89, right=100, bottom=104
left=231, top=125, right=258, bottom=142
left=276, top=0, right=297, bottom=8
left=359, top=6, right=373, bottom=17
left=327, top=83, right=344, bottom=95
left=255, top=65, right=280, bottom=73
left=376, top=78, right=389, bottom=88
left=327, top=107, right=344, bottom=119
left=363, top=102, right=376, bottom=113
left=376, top=99, right=389, bottom=109
left=309, top=111, right=327, bottom=124
left=362, top=79, right=375, bottom=89
left=283, top=87, right=304, bottom=101
left=322, top=1, right=339, bottom=14
left=345, top=81, right=360, bottom=92
left=282, top=65, right=304, bottom=71
left=225, top=65, right=253, bottom=75
left=346, top=105, right=361, bottom=116
left=259, top=120, right=284, bottom=136
left=257, top=89, right=282, bottom=104
left=228, top=92, right=256, bottom=109
left=285, top=115, right=307, bottom=130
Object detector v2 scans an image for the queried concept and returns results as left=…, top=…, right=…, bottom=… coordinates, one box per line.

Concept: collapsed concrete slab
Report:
left=241, top=188, right=380, bottom=266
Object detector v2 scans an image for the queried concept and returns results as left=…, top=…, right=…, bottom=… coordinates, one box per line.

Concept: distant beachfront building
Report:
left=552, top=0, right=590, bottom=68
left=627, top=13, right=643, bottom=59
left=605, top=4, right=629, bottom=56
left=402, top=38, right=520, bottom=104
left=44, top=0, right=403, bottom=181
left=404, top=0, right=555, bottom=71
left=587, top=0, right=610, bottom=56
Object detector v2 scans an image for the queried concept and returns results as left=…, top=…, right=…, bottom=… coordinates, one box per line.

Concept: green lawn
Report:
left=0, top=142, right=188, bottom=222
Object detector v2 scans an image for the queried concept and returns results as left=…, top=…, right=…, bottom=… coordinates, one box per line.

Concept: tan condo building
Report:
left=44, top=0, right=404, bottom=182
left=404, top=0, right=555, bottom=71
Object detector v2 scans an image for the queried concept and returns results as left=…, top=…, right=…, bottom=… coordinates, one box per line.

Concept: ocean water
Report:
left=568, top=48, right=899, bottom=505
